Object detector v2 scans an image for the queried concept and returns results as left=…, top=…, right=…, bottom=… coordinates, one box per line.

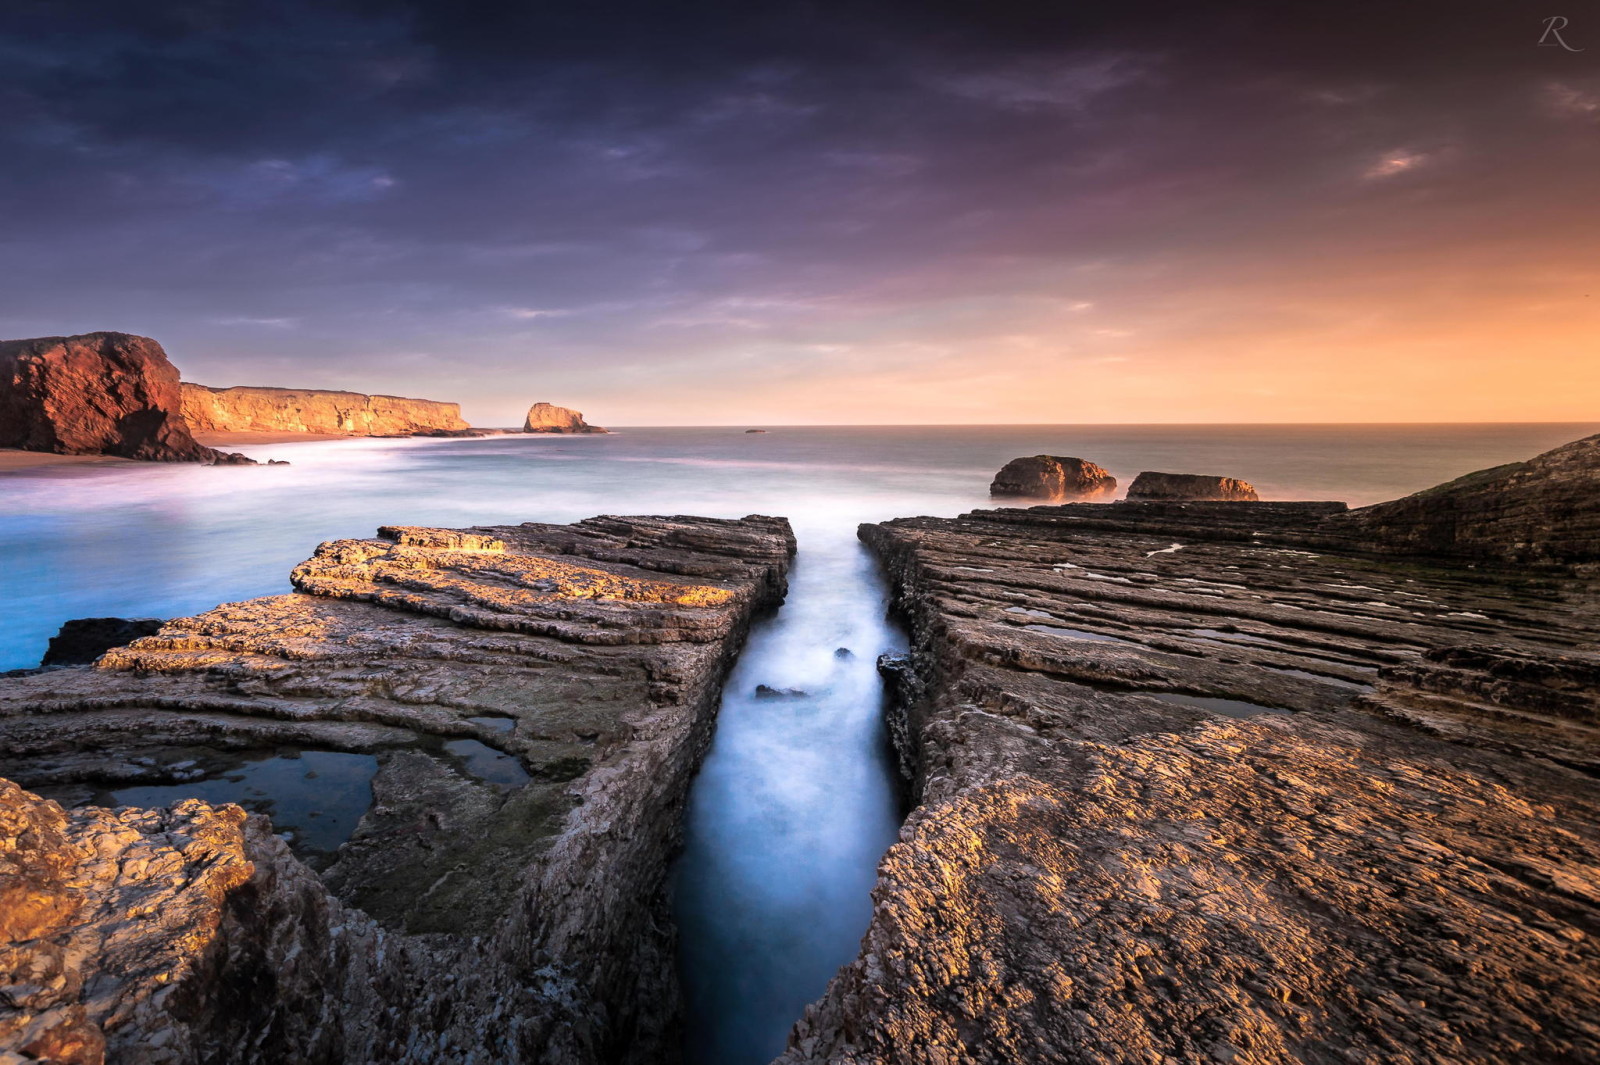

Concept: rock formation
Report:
left=779, top=498, right=1600, bottom=1063
left=1127, top=470, right=1260, bottom=501
left=181, top=384, right=470, bottom=437
left=523, top=402, right=607, bottom=434
left=0, top=514, right=795, bottom=1064
left=41, top=618, right=165, bottom=668
left=1307, top=431, right=1600, bottom=569
left=990, top=455, right=1115, bottom=499
left=0, top=333, right=242, bottom=463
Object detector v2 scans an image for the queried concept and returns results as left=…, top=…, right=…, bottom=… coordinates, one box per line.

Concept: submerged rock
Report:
left=1312, top=431, right=1600, bottom=568
left=182, top=383, right=470, bottom=436
left=0, top=513, right=795, bottom=1064
left=1127, top=470, right=1259, bottom=501
left=779, top=497, right=1600, bottom=1064
left=990, top=455, right=1115, bottom=500
left=0, top=333, right=242, bottom=463
left=523, top=402, right=607, bottom=433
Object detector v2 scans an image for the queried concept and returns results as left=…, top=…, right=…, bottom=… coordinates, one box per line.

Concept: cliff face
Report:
left=181, top=384, right=470, bottom=436
left=0, top=333, right=231, bottom=462
left=0, top=514, right=795, bottom=1064
left=1309, top=431, right=1600, bottom=568
left=781, top=500, right=1600, bottom=1064
left=524, top=402, right=607, bottom=433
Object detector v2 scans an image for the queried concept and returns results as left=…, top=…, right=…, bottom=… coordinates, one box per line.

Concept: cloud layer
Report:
left=2, top=0, right=1595, bottom=424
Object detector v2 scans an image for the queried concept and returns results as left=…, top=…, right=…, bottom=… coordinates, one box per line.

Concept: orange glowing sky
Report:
left=4, top=1, right=1596, bottom=424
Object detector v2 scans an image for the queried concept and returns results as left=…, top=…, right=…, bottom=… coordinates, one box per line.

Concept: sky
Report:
left=2, top=0, right=1596, bottom=426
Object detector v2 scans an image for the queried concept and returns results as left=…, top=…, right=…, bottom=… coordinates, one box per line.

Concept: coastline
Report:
left=0, top=449, right=137, bottom=472
left=191, top=430, right=353, bottom=446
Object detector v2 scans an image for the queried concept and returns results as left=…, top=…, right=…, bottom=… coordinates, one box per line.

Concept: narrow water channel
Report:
left=673, top=530, right=906, bottom=1065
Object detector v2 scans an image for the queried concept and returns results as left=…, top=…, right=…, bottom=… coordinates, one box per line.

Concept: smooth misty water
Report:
left=1, top=422, right=1594, bottom=1062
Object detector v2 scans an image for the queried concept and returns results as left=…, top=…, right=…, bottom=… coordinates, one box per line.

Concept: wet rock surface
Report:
left=0, top=513, right=795, bottom=1064
left=181, top=384, right=470, bottom=436
left=0, top=333, right=239, bottom=463
left=1127, top=471, right=1260, bottom=501
left=1307, top=431, right=1600, bottom=570
left=990, top=456, right=1115, bottom=500
left=781, top=499, right=1600, bottom=1064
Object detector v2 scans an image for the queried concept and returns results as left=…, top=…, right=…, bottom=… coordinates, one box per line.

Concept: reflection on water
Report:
left=100, top=748, right=379, bottom=864
left=674, top=532, right=905, bottom=1065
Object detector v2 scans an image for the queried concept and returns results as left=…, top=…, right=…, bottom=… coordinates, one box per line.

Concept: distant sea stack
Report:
left=182, top=384, right=470, bottom=437
left=523, top=402, right=607, bottom=434
left=0, top=332, right=246, bottom=464
left=1127, top=471, right=1260, bottom=501
left=991, top=456, right=1116, bottom=500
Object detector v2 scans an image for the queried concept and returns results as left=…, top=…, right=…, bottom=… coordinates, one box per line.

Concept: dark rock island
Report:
left=1127, top=470, right=1261, bottom=501
left=990, top=455, right=1116, bottom=500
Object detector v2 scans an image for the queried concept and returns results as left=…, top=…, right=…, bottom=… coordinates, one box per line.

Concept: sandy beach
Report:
left=0, top=449, right=136, bottom=472
left=192, top=431, right=351, bottom=446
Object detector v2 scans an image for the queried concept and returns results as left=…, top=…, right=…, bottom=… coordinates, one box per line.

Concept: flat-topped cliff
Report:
left=182, top=383, right=470, bottom=436
left=0, top=513, right=795, bottom=1063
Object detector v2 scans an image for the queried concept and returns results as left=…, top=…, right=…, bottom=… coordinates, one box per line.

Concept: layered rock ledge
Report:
left=0, top=514, right=795, bottom=1064
left=781, top=499, right=1600, bottom=1064
left=181, top=384, right=471, bottom=437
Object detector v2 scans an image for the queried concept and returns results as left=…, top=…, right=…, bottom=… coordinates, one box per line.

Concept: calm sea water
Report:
left=1, top=422, right=1593, bottom=1063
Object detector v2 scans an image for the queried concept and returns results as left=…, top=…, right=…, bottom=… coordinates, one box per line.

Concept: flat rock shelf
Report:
left=779, top=500, right=1600, bottom=1065
left=0, top=514, right=795, bottom=1065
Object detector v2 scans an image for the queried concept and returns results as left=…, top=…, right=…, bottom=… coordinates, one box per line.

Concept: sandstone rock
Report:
left=990, top=455, right=1115, bottom=499
left=0, top=333, right=239, bottom=463
left=1311, top=431, right=1600, bottom=568
left=523, top=402, right=607, bottom=433
left=41, top=618, right=164, bottom=667
left=181, top=384, right=470, bottom=436
left=778, top=500, right=1600, bottom=1064
left=0, top=513, right=795, bottom=1064
left=1127, top=470, right=1260, bottom=501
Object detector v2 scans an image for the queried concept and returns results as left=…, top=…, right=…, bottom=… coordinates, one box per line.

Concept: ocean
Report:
left=2, top=421, right=1594, bottom=1063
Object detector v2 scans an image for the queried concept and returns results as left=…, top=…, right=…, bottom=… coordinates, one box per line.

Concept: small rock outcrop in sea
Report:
left=1309, top=431, right=1600, bottom=569
left=745, top=429, right=767, bottom=434
left=990, top=455, right=1116, bottom=499
left=0, top=333, right=244, bottom=463
left=1127, top=470, right=1260, bottom=501
left=779, top=488, right=1600, bottom=1064
left=41, top=618, right=164, bottom=667
left=0, top=514, right=795, bottom=1064
left=182, top=383, right=470, bottom=436
left=523, top=402, right=607, bottom=433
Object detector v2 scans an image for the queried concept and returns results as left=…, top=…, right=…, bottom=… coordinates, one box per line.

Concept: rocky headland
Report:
left=181, top=384, right=470, bottom=437
left=524, top=403, right=607, bottom=434
left=990, top=456, right=1116, bottom=500
left=0, top=514, right=795, bottom=1063
left=1306, top=431, right=1600, bottom=570
left=780, top=444, right=1600, bottom=1063
left=0, top=334, right=250, bottom=465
